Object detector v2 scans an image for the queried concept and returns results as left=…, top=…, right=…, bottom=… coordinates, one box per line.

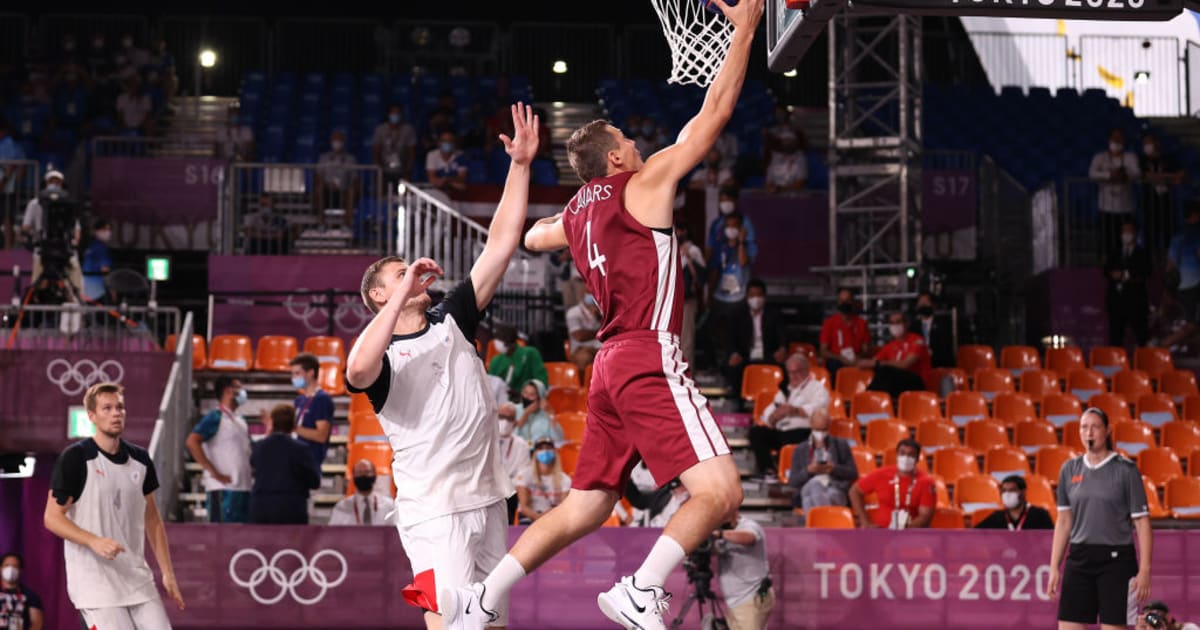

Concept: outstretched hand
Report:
left=711, top=0, right=765, bottom=32
left=391, top=257, right=443, bottom=306
left=500, top=102, right=540, bottom=166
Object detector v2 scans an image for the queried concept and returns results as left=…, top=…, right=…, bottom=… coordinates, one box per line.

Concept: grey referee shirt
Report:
left=1056, top=453, right=1149, bottom=546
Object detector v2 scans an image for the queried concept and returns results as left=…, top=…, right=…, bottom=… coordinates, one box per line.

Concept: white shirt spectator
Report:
left=761, top=377, right=830, bottom=431
left=516, top=468, right=571, bottom=514
left=691, top=163, right=735, bottom=189
left=499, top=434, right=532, bottom=490
left=767, top=151, right=808, bottom=190
left=215, top=124, right=254, bottom=160
left=372, top=122, right=416, bottom=171
left=565, top=303, right=603, bottom=353
left=1088, top=150, right=1141, bottom=214
left=328, top=491, right=393, bottom=526
left=426, top=149, right=466, bottom=180
left=115, top=91, right=152, bottom=129
left=317, top=150, right=357, bottom=189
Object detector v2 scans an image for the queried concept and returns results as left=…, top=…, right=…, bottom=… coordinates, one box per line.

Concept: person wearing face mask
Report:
left=426, top=131, right=468, bottom=194
left=315, top=130, right=360, bottom=227
left=849, top=439, right=935, bottom=529
left=819, top=288, right=870, bottom=379
left=185, top=376, right=252, bottom=523
left=725, top=278, right=786, bottom=397
left=751, top=352, right=830, bottom=478
left=764, top=129, right=807, bottom=195
left=1162, top=203, right=1200, bottom=349
left=676, top=221, right=708, bottom=363
left=514, top=379, right=564, bottom=445
left=21, top=169, right=84, bottom=293
left=373, top=104, right=417, bottom=185
left=488, top=324, right=549, bottom=397
left=709, top=212, right=752, bottom=383
left=908, top=292, right=954, bottom=368
left=1104, top=221, right=1151, bottom=346
left=856, top=310, right=930, bottom=400
left=706, top=186, right=758, bottom=263
left=329, top=459, right=394, bottom=526
left=786, top=409, right=858, bottom=510
left=0, top=553, right=44, bottom=630
left=565, top=293, right=604, bottom=373
left=249, top=404, right=322, bottom=525
left=516, top=437, right=572, bottom=523
left=81, top=218, right=113, bottom=301
left=1139, top=134, right=1185, bottom=256
left=214, top=104, right=254, bottom=161
left=242, top=192, right=290, bottom=255
left=495, top=403, right=533, bottom=524
left=289, top=353, right=334, bottom=467
left=688, top=146, right=734, bottom=190
left=974, top=475, right=1054, bottom=531
left=1089, top=128, right=1141, bottom=256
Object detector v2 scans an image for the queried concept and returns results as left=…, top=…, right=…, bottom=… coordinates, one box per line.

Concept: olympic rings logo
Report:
left=229, top=548, right=348, bottom=606
left=283, top=289, right=372, bottom=334
left=45, top=359, right=125, bottom=396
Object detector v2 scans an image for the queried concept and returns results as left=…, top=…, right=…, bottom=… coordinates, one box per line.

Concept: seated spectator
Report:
left=249, top=404, right=321, bottom=525
left=373, top=104, right=417, bottom=185
left=328, top=459, right=392, bottom=526
left=765, top=129, right=807, bottom=194
left=849, top=439, right=935, bottom=529
left=689, top=147, right=735, bottom=190
left=497, top=402, right=532, bottom=523
left=291, top=353, right=334, bottom=466
left=819, top=288, right=870, bottom=378
left=857, top=311, right=930, bottom=399
left=706, top=186, right=758, bottom=262
left=516, top=436, right=572, bottom=523
left=749, top=353, right=830, bottom=477
left=81, top=218, right=113, bottom=301
left=185, top=376, right=252, bottom=523
left=910, top=292, right=954, bottom=368
left=1137, top=601, right=1200, bottom=630
left=115, top=77, right=153, bottom=134
left=787, top=411, right=858, bottom=510
left=565, top=293, right=602, bottom=373
left=315, top=130, right=359, bottom=226
left=215, top=104, right=254, bottom=161
left=426, top=131, right=467, bottom=194
left=488, top=325, right=548, bottom=396
left=0, top=552, right=43, bottom=630
left=515, top=379, right=563, bottom=444
left=973, top=475, right=1054, bottom=531
left=242, top=193, right=289, bottom=255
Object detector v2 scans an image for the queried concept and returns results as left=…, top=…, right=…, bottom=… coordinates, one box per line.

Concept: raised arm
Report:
left=346, top=257, right=442, bottom=389
left=525, top=213, right=569, bottom=252
left=469, top=103, right=540, bottom=310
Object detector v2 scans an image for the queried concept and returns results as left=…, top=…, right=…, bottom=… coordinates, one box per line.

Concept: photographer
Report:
left=20, top=169, right=82, bottom=294
left=715, top=511, right=774, bottom=630
left=1137, top=601, right=1199, bottom=630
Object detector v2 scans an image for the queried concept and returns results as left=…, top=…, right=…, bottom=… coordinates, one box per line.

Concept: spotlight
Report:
left=552, top=60, right=568, bottom=75
left=1134, top=71, right=1151, bottom=85
left=784, top=69, right=798, bottom=77
left=198, top=49, right=217, bottom=68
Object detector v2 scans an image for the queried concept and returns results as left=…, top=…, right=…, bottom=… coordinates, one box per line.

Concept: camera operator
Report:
left=20, top=169, right=82, bottom=294
left=714, top=511, right=774, bottom=630
left=1137, top=601, right=1200, bottom=630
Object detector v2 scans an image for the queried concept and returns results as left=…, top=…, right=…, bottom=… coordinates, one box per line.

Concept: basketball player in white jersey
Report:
left=345, top=103, right=539, bottom=629
left=43, top=382, right=185, bottom=630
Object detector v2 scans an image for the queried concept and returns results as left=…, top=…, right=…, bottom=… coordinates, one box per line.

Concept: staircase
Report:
left=153, top=96, right=239, bottom=157
left=538, top=101, right=601, bottom=184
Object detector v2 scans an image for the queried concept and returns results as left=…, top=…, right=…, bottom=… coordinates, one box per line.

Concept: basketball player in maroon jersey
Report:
left=441, top=1, right=764, bottom=628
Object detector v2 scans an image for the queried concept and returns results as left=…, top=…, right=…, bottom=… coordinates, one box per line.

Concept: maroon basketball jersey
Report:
left=561, top=171, right=682, bottom=341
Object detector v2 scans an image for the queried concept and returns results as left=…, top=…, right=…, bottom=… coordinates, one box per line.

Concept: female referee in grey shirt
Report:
left=1048, top=407, right=1153, bottom=630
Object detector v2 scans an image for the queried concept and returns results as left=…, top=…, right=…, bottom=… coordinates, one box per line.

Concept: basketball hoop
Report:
left=650, top=0, right=735, bottom=87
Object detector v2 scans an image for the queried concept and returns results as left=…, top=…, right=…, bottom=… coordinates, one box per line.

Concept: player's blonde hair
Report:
left=84, top=382, right=124, bottom=411
left=566, top=120, right=618, bottom=184
left=360, top=256, right=407, bottom=314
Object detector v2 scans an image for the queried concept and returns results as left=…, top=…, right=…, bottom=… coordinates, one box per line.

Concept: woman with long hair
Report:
left=516, top=436, right=571, bottom=523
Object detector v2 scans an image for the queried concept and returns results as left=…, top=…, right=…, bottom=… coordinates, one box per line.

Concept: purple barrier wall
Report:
left=923, top=170, right=979, bottom=261
left=92, top=157, right=223, bottom=224
left=738, top=191, right=829, bottom=279
left=1025, top=267, right=1108, bottom=350
left=0, top=350, right=171, bottom=453
left=208, top=255, right=378, bottom=341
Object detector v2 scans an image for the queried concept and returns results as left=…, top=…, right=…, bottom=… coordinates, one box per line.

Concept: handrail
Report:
left=150, top=311, right=194, bottom=520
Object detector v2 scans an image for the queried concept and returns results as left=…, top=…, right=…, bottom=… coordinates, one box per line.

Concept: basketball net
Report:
left=650, top=0, right=735, bottom=87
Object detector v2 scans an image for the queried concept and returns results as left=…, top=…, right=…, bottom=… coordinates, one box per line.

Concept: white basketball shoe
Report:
left=597, top=576, right=672, bottom=630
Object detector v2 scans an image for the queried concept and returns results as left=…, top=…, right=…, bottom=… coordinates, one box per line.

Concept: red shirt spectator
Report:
left=854, top=465, right=937, bottom=528
left=874, top=332, right=932, bottom=381
left=820, top=290, right=869, bottom=363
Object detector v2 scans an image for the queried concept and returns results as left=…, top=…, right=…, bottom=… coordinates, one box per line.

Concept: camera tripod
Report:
left=672, top=558, right=728, bottom=629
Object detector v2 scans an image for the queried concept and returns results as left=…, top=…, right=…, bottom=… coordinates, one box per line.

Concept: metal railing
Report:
left=149, top=311, right=194, bottom=521
left=91, top=135, right=218, bottom=159
left=969, top=32, right=1071, bottom=94
left=205, top=290, right=368, bottom=341
left=2, top=303, right=180, bottom=350
left=393, top=181, right=488, bottom=282
left=0, top=159, right=41, bottom=249
left=1058, top=176, right=1186, bottom=267
left=220, top=161, right=389, bottom=255
left=1190, top=41, right=1200, bottom=117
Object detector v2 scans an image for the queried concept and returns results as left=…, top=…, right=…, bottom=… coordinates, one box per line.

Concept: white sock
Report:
left=481, top=554, right=526, bottom=611
left=632, top=536, right=686, bottom=589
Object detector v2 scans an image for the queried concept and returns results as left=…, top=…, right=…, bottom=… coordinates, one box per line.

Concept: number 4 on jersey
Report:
left=586, top=220, right=607, bottom=277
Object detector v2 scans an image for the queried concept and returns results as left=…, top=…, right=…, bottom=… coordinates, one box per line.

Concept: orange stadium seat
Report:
left=348, top=409, right=385, bottom=444
left=208, top=334, right=253, bottom=371
left=303, top=335, right=346, bottom=366
left=1042, top=392, right=1084, bottom=428
left=741, top=364, right=784, bottom=401
left=1164, top=476, right=1200, bottom=519
left=964, top=420, right=1010, bottom=455
left=788, top=342, right=819, bottom=364
left=1160, top=369, right=1199, bottom=403
left=752, top=389, right=777, bottom=426
left=1184, top=394, right=1200, bottom=422
left=865, top=420, right=908, bottom=456
left=955, top=474, right=1003, bottom=514
left=779, top=444, right=797, bottom=483
left=931, top=506, right=966, bottom=529
left=1143, top=476, right=1170, bottom=519
left=1137, top=393, right=1178, bottom=428
left=1000, top=345, right=1041, bottom=376
left=346, top=442, right=393, bottom=495
left=916, top=420, right=960, bottom=454
left=805, top=506, right=856, bottom=529
left=1134, top=347, right=1174, bottom=382
left=1066, top=368, right=1108, bottom=404
left=932, top=447, right=979, bottom=485
left=931, top=475, right=952, bottom=507
left=253, top=335, right=299, bottom=372
left=1089, top=346, right=1130, bottom=378
left=1162, top=421, right=1200, bottom=458
left=831, top=417, right=862, bottom=447
left=544, top=362, right=581, bottom=389
left=1062, top=420, right=1084, bottom=451
left=828, top=392, right=847, bottom=420
left=927, top=367, right=967, bottom=394
left=898, top=390, right=943, bottom=426
left=1019, top=369, right=1061, bottom=404
left=1088, top=392, right=1131, bottom=422
left=1035, top=446, right=1080, bottom=481
left=545, top=386, right=586, bottom=414
left=957, top=345, right=996, bottom=374
left=835, top=367, right=874, bottom=399
left=1113, top=421, right=1156, bottom=457
left=851, top=391, right=893, bottom=422
left=558, top=411, right=587, bottom=444
left=165, top=334, right=207, bottom=371
left=811, top=365, right=831, bottom=390
left=558, top=443, right=581, bottom=476
left=1024, top=474, right=1056, bottom=512
left=1045, top=347, right=1086, bottom=383
left=973, top=368, right=1015, bottom=401
left=993, top=392, right=1036, bottom=425
left=851, top=446, right=877, bottom=474
left=318, top=363, right=346, bottom=396
left=945, top=391, right=989, bottom=426
left=582, top=363, right=593, bottom=390
left=984, top=446, right=1031, bottom=481
left=1191, top=451, right=1200, bottom=477
left=1137, top=447, right=1183, bottom=487
left=1113, top=370, right=1154, bottom=408
left=1014, top=420, right=1059, bottom=455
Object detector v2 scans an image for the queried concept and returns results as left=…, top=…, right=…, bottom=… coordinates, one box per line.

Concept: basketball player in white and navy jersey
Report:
left=345, top=103, right=539, bottom=630
left=43, top=382, right=185, bottom=630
